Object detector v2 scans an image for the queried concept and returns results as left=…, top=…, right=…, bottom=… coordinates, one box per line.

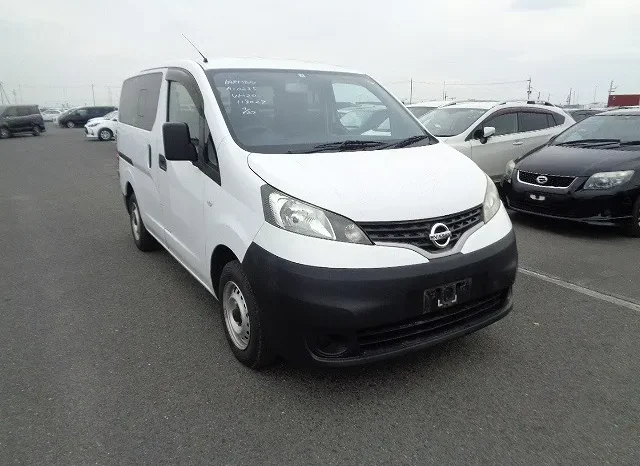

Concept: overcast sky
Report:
left=1, top=0, right=639, bottom=106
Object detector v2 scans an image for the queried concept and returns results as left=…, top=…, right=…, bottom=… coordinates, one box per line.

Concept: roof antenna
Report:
left=182, top=34, right=208, bottom=63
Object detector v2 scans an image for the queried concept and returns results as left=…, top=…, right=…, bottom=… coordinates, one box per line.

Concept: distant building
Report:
left=608, top=94, right=640, bottom=107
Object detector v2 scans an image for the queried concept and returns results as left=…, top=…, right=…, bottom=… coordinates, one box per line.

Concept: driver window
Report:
left=484, top=112, right=517, bottom=136
left=168, top=81, right=201, bottom=145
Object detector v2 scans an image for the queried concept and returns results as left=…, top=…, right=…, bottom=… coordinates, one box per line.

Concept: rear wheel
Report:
left=219, top=261, right=275, bottom=369
left=66, top=121, right=75, bottom=128
left=127, top=193, right=158, bottom=251
left=98, top=128, right=113, bottom=141
left=624, top=197, right=640, bottom=237
left=0, top=127, right=10, bottom=139
left=32, top=126, right=41, bottom=136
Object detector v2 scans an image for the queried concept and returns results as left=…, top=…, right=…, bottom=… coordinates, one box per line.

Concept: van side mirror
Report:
left=163, top=122, right=197, bottom=162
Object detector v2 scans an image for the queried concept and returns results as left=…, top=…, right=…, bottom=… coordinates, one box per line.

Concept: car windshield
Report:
left=419, top=107, right=486, bottom=137
left=206, top=69, right=432, bottom=153
left=553, top=114, right=640, bottom=146
left=408, top=106, right=436, bottom=118
left=102, top=111, right=117, bottom=119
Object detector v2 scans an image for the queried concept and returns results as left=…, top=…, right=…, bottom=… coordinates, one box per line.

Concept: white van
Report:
left=117, top=58, right=518, bottom=368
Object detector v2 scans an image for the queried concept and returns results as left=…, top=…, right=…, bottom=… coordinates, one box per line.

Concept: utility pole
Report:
left=0, top=82, right=5, bottom=104
left=566, top=88, right=572, bottom=106
left=593, top=85, right=597, bottom=104
left=12, top=89, right=17, bottom=104
left=91, top=83, right=96, bottom=105
left=409, top=78, right=413, bottom=104
left=442, top=81, right=446, bottom=100
left=526, top=77, right=532, bottom=100
left=537, top=91, right=541, bottom=100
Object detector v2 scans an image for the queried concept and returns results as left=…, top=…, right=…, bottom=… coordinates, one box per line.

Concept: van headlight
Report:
left=583, top=170, right=634, bottom=190
left=483, top=175, right=501, bottom=222
left=261, top=185, right=372, bottom=244
left=504, top=160, right=516, bottom=182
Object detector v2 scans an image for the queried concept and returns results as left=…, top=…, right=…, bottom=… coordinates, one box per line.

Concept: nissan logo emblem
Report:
left=536, top=175, right=548, bottom=184
left=429, top=223, right=452, bottom=249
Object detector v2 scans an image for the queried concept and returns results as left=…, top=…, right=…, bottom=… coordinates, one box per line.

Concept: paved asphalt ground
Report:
left=1, top=127, right=639, bottom=465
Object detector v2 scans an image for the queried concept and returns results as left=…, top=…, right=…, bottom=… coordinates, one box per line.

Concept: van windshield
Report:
left=206, top=69, right=434, bottom=154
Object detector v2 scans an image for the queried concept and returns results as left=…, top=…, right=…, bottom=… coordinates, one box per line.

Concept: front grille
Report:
left=356, top=290, right=510, bottom=356
left=517, top=170, right=575, bottom=188
left=358, top=206, right=482, bottom=253
left=508, top=198, right=581, bottom=218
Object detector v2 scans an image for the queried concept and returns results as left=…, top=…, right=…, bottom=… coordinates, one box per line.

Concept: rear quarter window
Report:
left=119, top=72, right=162, bottom=131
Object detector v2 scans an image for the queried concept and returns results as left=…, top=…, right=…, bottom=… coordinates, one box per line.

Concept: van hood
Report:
left=248, top=143, right=487, bottom=222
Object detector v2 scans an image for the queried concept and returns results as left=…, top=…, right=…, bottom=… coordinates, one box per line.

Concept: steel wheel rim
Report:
left=100, top=130, right=110, bottom=140
left=131, top=203, right=141, bottom=241
left=223, top=281, right=250, bottom=350
left=0, top=128, right=9, bottom=138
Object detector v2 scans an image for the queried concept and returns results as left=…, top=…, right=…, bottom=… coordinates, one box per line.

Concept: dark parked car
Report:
left=58, top=106, right=117, bottom=128
left=566, top=108, right=606, bottom=122
left=0, top=105, right=46, bottom=139
left=502, top=108, right=640, bottom=236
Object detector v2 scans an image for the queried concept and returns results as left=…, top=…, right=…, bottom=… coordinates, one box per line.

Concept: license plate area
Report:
left=424, top=279, right=471, bottom=313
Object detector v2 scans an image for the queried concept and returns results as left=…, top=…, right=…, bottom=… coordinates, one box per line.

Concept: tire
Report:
left=218, top=260, right=275, bottom=369
left=32, top=126, right=41, bottom=136
left=98, top=128, right=113, bottom=141
left=0, top=127, right=10, bottom=139
left=127, top=193, right=158, bottom=251
left=66, top=121, right=75, bottom=128
left=624, top=197, right=640, bottom=237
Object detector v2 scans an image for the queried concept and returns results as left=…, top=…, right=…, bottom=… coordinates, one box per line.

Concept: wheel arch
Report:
left=210, top=245, right=239, bottom=298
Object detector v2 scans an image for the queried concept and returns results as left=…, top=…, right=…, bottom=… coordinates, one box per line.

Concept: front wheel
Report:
left=624, top=197, right=640, bottom=237
left=66, top=121, right=75, bottom=128
left=219, top=261, right=275, bottom=369
left=32, top=126, right=41, bottom=136
left=0, top=127, right=10, bottom=139
left=98, top=128, right=113, bottom=141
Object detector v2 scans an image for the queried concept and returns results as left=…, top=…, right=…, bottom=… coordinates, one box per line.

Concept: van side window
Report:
left=167, top=81, right=201, bottom=145
left=119, top=72, right=162, bottom=131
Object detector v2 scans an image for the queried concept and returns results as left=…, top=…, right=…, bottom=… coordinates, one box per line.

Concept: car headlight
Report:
left=87, top=122, right=98, bottom=127
left=504, top=160, right=516, bottom=182
left=583, top=170, right=634, bottom=190
left=483, top=175, right=501, bottom=222
left=261, top=185, right=371, bottom=244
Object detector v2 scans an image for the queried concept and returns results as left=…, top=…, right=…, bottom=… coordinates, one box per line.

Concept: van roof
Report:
left=144, top=57, right=358, bottom=74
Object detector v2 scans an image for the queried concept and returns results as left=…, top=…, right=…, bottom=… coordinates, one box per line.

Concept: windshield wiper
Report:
left=619, top=140, right=640, bottom=146
left=379, top=135, right=432, bottom=150
left=556, top=138, right=620, bottom=146
left=302, top=140, right=385, bottom=153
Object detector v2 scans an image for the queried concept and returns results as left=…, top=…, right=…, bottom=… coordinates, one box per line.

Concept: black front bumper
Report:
left=503, top=179, right=639, bottom=224
left=242, top=231, right=518, bottom=366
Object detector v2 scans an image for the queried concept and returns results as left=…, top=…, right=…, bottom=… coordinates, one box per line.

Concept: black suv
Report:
left=58, top=106, right=117, bottom=128
left=0, top=105, right=46, bottom=139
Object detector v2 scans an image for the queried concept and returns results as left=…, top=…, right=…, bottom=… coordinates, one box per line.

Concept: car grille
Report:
left=356, top=290, right=510, bottom=357
left=517, top=170, right=575, bottom=188
left=507, top=198, right=581, bottom=218
left=357, top=206, right=483, bottom=254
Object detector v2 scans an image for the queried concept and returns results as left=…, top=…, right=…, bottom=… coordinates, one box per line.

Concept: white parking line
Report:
left=518, top=267, right=640, bottom=314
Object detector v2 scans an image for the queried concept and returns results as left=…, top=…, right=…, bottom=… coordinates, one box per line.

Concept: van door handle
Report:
left=512, top=141, right=524, bottom=146
left=158, top=154, right=167, bottom=171
left=147, top=145, right=152, bottom=168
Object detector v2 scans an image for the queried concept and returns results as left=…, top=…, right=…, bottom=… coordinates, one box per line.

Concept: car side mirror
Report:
left=163, top=122, right=197, bottom=162
left=483, top=126, right=496, bottom=138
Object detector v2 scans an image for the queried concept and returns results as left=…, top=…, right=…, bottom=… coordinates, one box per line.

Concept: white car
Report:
left=419, top=101, right=575, bottom=180
left=406, top=100, right=452, bottom=118
left=117, top=58, right=517, bottom=368
left=85, top=111, right=118, bottom=141
left=41, top=109, right=63, bottom=122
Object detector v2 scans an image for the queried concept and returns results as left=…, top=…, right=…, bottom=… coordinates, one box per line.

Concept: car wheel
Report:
left=32, top=126, right=41, bottom=136
left=127, top=193, right=158, bottom=251
left=98, top=128, right=113, bottom=141
left=219, top=260, right=275, bottom=369
left=66, top=121, right=75, bottom=128
left=0, top=127, right=10, bottom=139
left=624, top=197, right=640, bottom=237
